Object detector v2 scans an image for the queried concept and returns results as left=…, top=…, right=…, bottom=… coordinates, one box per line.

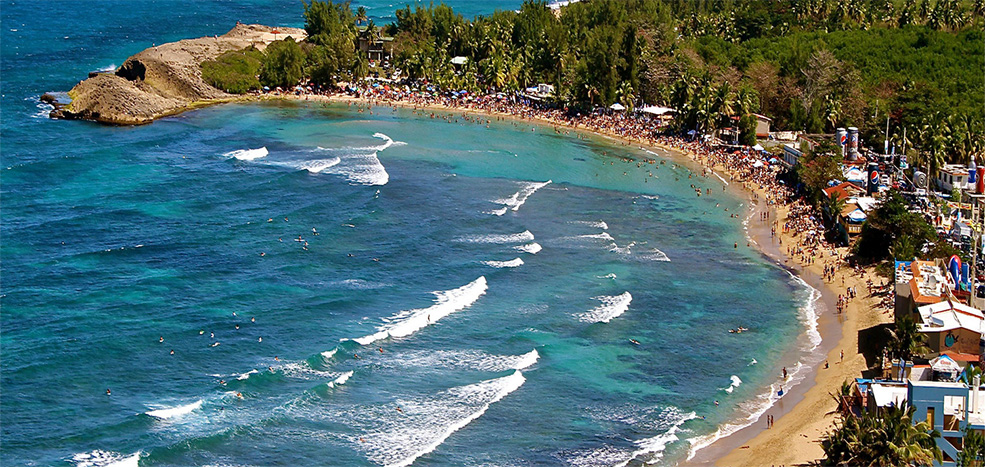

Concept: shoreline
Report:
left=267, top=92, right=890, bottom=465
left=58, top=89, right=886, bottom=464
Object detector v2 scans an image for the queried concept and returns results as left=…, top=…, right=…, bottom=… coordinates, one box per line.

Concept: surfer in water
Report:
left=629, top=339, right=640, bottom=345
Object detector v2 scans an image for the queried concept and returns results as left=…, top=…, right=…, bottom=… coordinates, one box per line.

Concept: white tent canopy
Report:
left=609, top=103, right=626, bottom=111
left=753, top=144, right=765, bottom=151
left=930, top=354, right=962, bottom=374
left=450, top=56, right=468, bottom=65
left=641, top=105, right=675, bottom=116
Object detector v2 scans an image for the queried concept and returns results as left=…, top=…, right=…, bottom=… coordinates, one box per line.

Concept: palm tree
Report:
left=959, top=427, right=985, bottom=466
left=887, top=314, right=930, bottom=362
left=822, top=403, right=942, bottom=466
left=356, top=6, right=367, bottom=26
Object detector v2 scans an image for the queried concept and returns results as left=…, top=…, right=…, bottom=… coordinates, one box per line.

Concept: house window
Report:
left=928, top=407, right=936, bottom=428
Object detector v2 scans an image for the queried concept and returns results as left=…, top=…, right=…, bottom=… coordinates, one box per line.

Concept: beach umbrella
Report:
left=753, top=160, right=764, bottom=168
left=609, top=103, right=626, bottom=111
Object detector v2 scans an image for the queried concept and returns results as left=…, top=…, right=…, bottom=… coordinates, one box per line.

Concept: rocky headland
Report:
left=47, top=23, right=305, bottom=125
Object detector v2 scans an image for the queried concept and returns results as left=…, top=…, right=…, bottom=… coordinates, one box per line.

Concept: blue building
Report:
left=907, top=377, right=985, bottom=466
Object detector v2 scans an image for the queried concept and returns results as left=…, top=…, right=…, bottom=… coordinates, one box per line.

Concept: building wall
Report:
left=926, top=328, right=981, bottom=355
left=908, top=382, right=965, bottom=466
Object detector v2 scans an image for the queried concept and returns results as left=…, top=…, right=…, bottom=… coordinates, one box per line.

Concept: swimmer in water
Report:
left=159, top=336, right=164, bottom=343
left=170, top=349, right=174, bottom=355
left=378, top=347, right=384, bottom=353
left=210, top=332, right=215, bottom=339
left=258, top=337, right=263, bottom=343
left=106, top=389, right=111, bottom=396
left=251, top=317, right=255, bottom=323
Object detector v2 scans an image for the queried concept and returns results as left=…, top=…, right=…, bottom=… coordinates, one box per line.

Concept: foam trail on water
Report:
left=296, top=157, right=341, bottom=173
left=73, top=451, right=141, bottom=467
left=145, top=400, right=203, bottom=419
left=578, top=292, right=632, bottom=323
left=224, top=147, right=268, bottom=161
left=722, top=375, right=742, bottom=394
left=493, top=180, right=552, bottom=212
left=381, top=349, right=539, bottom=372
left=236, top=369, right=258, bottom=381
left=613, top=412, right=699, bottom=467
left=487, top=206, right=508, bottom=216
left=515, top=242, right=542, bottom=255
left=352, top=276, right=488, bottom=345
left=482, top=258, right=524, bottom=268
left=327, top=371, right=353, bottom=388
left=356, top=371, right=526, bottom=467
left=572, top=220, right=608, bottom=230
left=457, top=231, right=534, bottom=244
left=354, top=132, right=405, bottom=152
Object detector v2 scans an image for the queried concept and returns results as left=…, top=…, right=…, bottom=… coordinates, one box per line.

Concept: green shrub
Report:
left=201, top=47, right=264, bottom=94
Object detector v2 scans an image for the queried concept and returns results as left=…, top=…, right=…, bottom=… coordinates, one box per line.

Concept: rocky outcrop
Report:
left=51, top=23, right=306, bottom=125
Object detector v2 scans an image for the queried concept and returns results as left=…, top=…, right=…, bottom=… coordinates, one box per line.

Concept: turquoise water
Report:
left=2, top=2, right=814, bottom=466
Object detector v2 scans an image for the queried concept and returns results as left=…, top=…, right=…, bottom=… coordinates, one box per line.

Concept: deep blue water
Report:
left=1, top=2, right=815, bottom=466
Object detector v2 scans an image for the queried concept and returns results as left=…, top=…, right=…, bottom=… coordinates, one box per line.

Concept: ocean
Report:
left=1, top=1, right=817, bottom=466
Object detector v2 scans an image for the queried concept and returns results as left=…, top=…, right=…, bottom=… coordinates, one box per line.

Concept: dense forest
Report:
left=203, top=0, right=984, bottom=170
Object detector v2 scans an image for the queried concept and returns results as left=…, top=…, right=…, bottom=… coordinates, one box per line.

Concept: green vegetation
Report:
left=203, top=1, right=982, bottom=172
left=260, top=37, right=306, bottom=88
left=853, top=190, right=935, bottom=261
left=821, top=403, right=942, bottom=466
left=201, top=47, right=264, bottom=93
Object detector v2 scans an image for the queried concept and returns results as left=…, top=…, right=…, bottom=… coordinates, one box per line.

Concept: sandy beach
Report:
left=274, top=92, right=892, bottom=465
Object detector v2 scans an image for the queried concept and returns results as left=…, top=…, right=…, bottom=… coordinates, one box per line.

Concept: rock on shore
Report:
left=51, top=23, right=306, bottom=125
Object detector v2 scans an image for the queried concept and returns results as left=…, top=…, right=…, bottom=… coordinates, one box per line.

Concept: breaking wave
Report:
left=578, top=292, right=632, bottom=323
left=482, top=258, right=524, bottom=268
left=352, top=276, right=488, bottom=345
left=144, top=399, right=203, bottom=419
left=492, top=180, right=552, bottom=212
left=224, top=147, right=268, bottom=161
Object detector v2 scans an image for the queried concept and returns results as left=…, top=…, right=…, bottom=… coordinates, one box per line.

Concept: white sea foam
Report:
left=277, top=361, right=337, bottom=380
left=722, top=375, right=742, bottom=394
left=515, top=242, right=542, bottom=254
left=493, top=180, right=552, bottom=212
left=566, top=407, right=697, bottom=467
left=321, top=349, right=338, bottom=360
left=224, top=147, right=268, bottom=161
left=482, top=258, right=524, bottom=268
left=352, top=276, right=488, bottom=345
left=355, top=371, right=526, bottom=467
left=686, top=273, right=823, bottom=461
left=327, top=370, right=353, bottom=388
left=638, top=248, right=671, bottom=262
left=383, top=349, right=539, bottom=372
left=487, top=206, right=508, bottom=216
left=749, top=358, right=758, bottom=366
left=355, top=132, right=405, bottom=152
left=614, top=411, right=699, bottom=467
left=713, top=171, right=730, bottom=186
left=572, top=220, right=609, bottom=230
left=73, top=450, right=141, bottom=467
left=145, top=400, right=203, bottom=419
left=456, top=231, right=534, bottom=244
left=96, top=63, right=117, bottom=72
left=578, top=232, right=615, bottom=242
left=578, top=292, right=632, bottom=323
left=597, top=273, right=617, bottom=279
left=296, top=157, right=341, bottom=173
left=236, top=369, right=258, bottom=381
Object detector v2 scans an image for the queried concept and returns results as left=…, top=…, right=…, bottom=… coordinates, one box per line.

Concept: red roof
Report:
left=942, top=351, right=981, bottom=363
left=823, top=182, right=864, bottom=202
